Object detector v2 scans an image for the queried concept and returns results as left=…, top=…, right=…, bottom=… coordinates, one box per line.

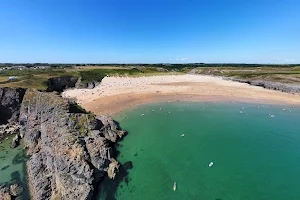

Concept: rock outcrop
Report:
left=76, top=78, right=100, bottom=89
left=46, top=76, right=79, bottom=92
left=46, top=76, right=100, bottom=93
left=0, top=181, right=24, bottom=200
left=0, top=123, right=20, bottom=140
left=224, top=78, right=300, bottom=94
left=11, top=134, right=20, bottom=148
left=0, top=87, right=26, bottom=125
left=19, top=89, right=127, bottom=200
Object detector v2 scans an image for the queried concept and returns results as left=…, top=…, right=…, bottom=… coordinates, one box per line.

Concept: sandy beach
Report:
left=62, top=75, right=300, bottom=115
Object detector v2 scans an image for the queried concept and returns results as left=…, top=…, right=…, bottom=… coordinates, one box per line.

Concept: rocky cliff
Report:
left=0, top=87, right=26, bottom=140
left=224, top=78, right=300, bottom=94
left=0, top=87, right=26, bottom=125
left=19, top=89, right=126, bottom=199
left=46, top=76, right=80, bottom=92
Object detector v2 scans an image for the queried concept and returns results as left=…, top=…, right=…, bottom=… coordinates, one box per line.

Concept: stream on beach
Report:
left=96, top=102, right=300, bottom=200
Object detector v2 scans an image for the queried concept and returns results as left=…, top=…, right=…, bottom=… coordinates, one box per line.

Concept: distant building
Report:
left=8, top=76, right=17, bottom=81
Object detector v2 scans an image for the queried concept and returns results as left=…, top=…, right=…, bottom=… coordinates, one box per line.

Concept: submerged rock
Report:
left=11, top=134, right=20, bottom=148
left=107, top=159, right=120, bottom=180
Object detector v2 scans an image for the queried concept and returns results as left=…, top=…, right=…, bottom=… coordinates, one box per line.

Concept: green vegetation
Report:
left=78, top=67, right=178, bottom=83
left=194, top=66, right=300, bottom=84
left=0, top=69, right=79, bottom=90
left=1, top=64, right=300, bottom=89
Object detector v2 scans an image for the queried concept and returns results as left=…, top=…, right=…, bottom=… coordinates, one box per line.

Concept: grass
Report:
left=78, top=67, right=181, bottom=83
left=0, top=69, right=79, bottom=90
left=0, top=67, right=179, bottom=89
left=194, top=66, right=300, bottom=84
left=1, top=65, right=299, bottom=89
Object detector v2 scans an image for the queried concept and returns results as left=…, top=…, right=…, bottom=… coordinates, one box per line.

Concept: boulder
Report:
left=9, top=182, right=23, bottom=197
left=0, top=186, right=11, bottom=200
left=107, top=159, right=120, bottom=180
left=11, top=134, right=20, bottom=148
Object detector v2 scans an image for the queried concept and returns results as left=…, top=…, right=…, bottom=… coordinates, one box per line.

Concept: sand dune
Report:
left=62, top=75, right=300, bottom=115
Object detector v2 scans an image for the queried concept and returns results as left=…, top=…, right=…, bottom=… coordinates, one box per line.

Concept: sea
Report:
left=95, top=102, right=300, bottom=200
left=0, top=134, right=29, bottom=199
left=1, top=102, right=300, bottom=200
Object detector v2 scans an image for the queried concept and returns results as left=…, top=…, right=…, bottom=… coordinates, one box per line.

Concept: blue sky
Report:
left=0, top=0, right=299, bottom=63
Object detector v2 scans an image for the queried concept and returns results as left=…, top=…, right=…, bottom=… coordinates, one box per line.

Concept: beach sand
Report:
left=62, top=75, right=300, bottom=115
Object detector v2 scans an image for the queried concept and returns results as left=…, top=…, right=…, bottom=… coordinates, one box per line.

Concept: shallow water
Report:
left=0, top=134, right=29, bottom=199
left=96, top=102, right=300, bottom=200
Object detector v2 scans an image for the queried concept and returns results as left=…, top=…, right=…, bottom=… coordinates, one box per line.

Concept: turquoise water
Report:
left=0, top=135, right=29, bottom=199
left=97, top=102, right=300, bottom=200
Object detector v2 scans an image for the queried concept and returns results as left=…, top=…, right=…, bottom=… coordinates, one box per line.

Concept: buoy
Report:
left=173, top=182, right=176, bottom=191
left=209, top=162, right=214, bottom=167
left=141, top=114, right=145, bottom=116
left=181, top=134, right=185, bottom=137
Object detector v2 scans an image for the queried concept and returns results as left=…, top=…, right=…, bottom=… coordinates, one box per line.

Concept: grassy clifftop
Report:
left=1, top=65, right=300, bottom=90
left=0, top=66, right=182, bottom=90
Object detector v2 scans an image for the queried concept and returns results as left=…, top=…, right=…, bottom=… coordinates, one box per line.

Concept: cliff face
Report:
left=19, top=89, right=126, bottom=199
left=0, top=87, right=26, bottom=125
left=46, top=76, right=79, bottom=92
left=224, top=78, right=300, bottom=94
left=46, top=76, right=100, bottom=92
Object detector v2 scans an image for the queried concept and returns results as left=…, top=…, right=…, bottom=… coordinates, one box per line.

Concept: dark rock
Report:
left=46, top=76, right=79, bottom=92
left=0, top=87, right=26, bottom=125
left=14, top=196, right=22, bottom=200
left=224, top=77, right=300, bottom=94
left=11, top=134, right=20, bottom=148
left=1, top=165, right=10, bottom=171
left=46, top=76, right=100, bottom=93
left=10, top=171, right=21, bottom=180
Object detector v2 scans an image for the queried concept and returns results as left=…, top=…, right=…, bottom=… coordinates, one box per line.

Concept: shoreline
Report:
left=62, top=74, right=300, bottom=116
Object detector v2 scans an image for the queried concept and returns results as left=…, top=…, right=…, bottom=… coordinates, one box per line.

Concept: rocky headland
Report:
left=0, top=87, right=127, bottom=199
left=223, top=77, right=300, bottom=94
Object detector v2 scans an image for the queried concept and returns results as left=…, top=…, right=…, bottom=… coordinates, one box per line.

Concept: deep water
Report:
left=0, top=134, right=29, bottom=199
left=96, top=102, right=300, bottom=200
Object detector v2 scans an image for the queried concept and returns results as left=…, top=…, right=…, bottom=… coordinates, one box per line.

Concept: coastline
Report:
left=62, top=74, right=300, bottom=116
